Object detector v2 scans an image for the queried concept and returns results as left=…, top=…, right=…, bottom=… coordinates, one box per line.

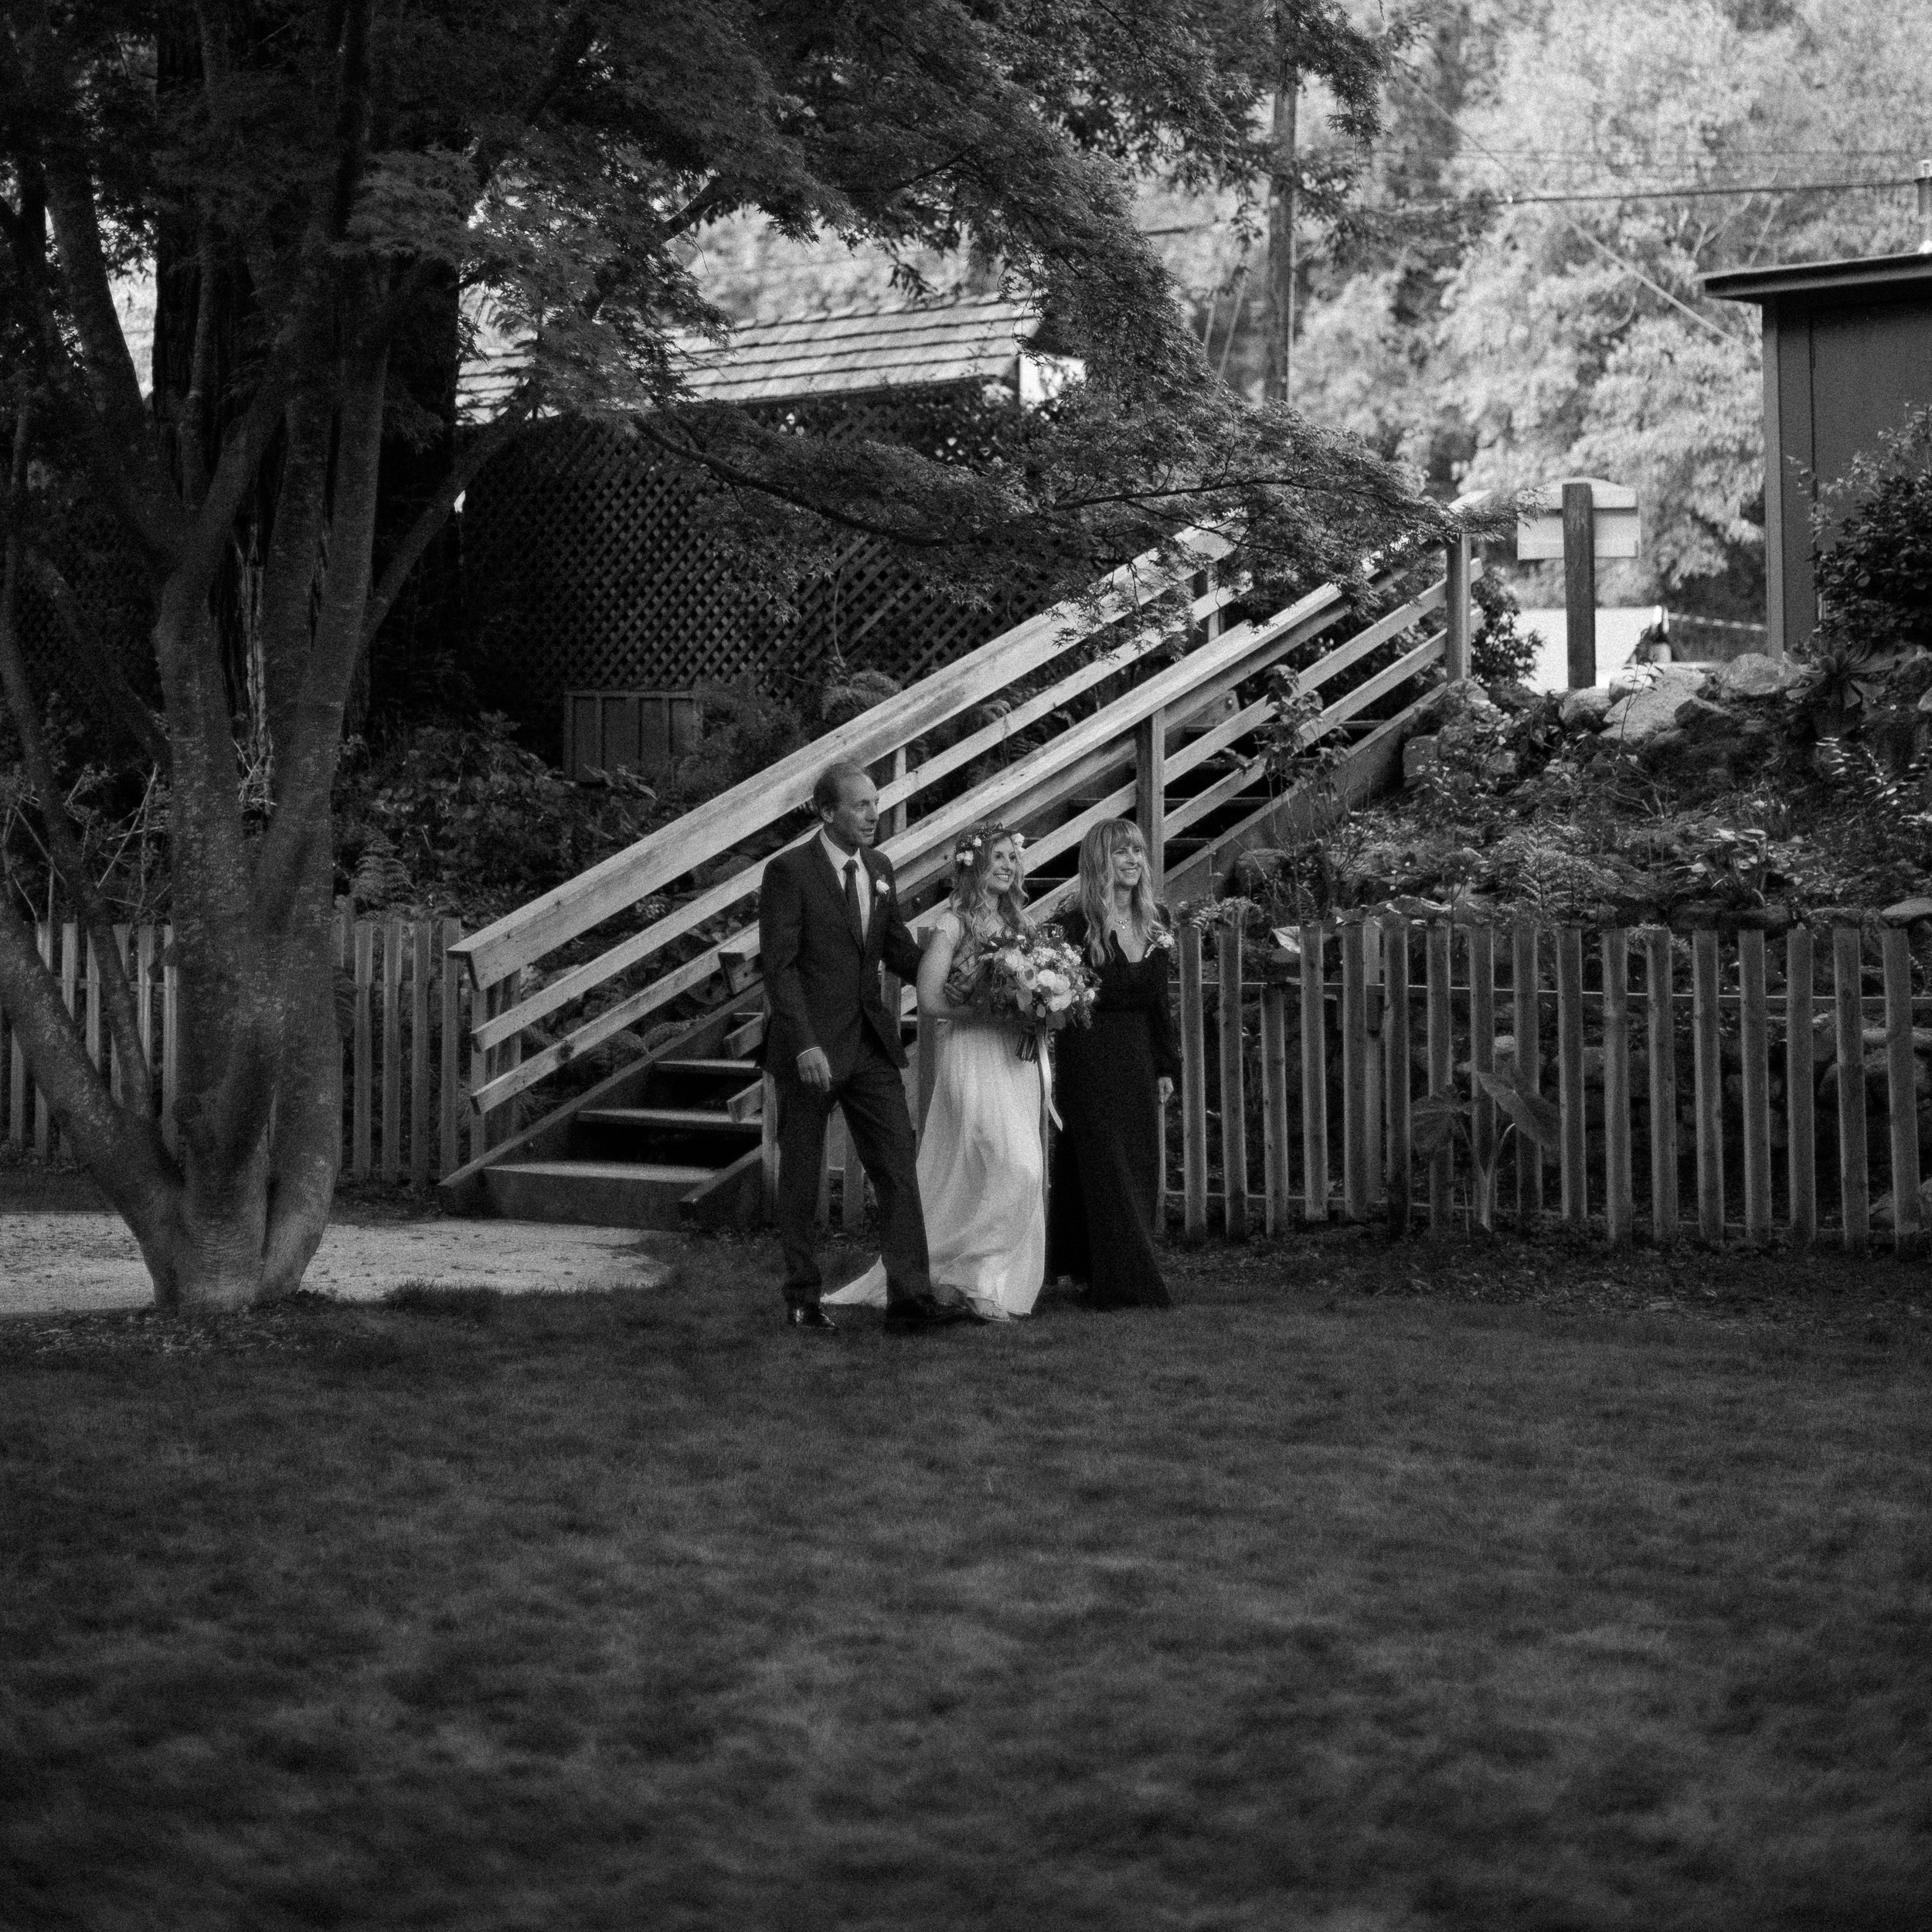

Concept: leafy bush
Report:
left=665, top=677, right=809, bottom=805
left=1813, top=406, right=1932, bottom=661
left=335, top=713, right=666, bottom=923
left=1471, top=573, right=1541, bottom=689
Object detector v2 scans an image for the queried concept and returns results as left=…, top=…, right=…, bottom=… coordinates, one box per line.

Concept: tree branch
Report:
left=328, top=0, right=376, bottom=241
left=249, top=342, right=390, bottom=932
left=630, top=419, right=956, bottom=549
left=471, top=4, right=596, bottom=194
left=357, top=402, right=531, bottom=656
left=0, top=419, right=151, bottom=1104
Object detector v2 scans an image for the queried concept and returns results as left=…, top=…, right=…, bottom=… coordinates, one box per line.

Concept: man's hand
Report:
left=796, top=1046, right=833, bottom=1093
left=1157, top=1077, right=1175, bottom=1105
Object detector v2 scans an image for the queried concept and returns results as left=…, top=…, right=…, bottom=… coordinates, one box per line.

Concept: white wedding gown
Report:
left=826, top=1013, right=1048, bottom=1321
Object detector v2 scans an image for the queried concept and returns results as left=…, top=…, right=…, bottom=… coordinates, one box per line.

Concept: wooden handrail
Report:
left=448, top=524, right=1233, bottom=988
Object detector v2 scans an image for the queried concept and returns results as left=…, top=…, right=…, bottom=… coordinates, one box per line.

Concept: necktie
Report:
left=844, top=859, right=865, bottom=946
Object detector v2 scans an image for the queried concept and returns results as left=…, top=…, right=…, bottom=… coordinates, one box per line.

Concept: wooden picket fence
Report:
left=1164, top=913, right=1931, bottom=1252
left=0, top=908, right=470, bottom=1186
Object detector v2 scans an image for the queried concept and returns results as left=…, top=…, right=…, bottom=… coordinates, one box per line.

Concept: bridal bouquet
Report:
left=977, top=926, right=1097, bottom=1059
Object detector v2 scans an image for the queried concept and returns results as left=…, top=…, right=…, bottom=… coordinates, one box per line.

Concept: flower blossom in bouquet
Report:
left=981, top=926, right=1097, bottom=1038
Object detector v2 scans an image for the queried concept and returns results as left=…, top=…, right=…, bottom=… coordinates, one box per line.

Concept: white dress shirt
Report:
left=819, top=831, right=872, bottom=930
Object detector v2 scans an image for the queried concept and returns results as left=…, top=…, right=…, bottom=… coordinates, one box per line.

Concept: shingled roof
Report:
left=457, top=291, right=1045, bottom=421
left=670, top=293, right=1038, bottom=405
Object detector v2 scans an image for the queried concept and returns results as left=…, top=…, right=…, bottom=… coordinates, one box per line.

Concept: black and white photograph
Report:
left=2, top=2, right=1930, bottom=1925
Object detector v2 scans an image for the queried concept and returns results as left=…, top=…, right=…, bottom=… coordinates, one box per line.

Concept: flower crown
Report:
left=951, top=825, right=1026, bottom=871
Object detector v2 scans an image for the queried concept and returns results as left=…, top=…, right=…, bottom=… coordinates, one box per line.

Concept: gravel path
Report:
left=0, top=1213, right=674, bottom=1317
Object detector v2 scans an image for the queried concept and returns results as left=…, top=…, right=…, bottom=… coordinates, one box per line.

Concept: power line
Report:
left=1141, top=173, right=1912, bottom=236
left=1461, top=175, right=1912, bottom=206
left=1386, top=73, right=1752, bottom=347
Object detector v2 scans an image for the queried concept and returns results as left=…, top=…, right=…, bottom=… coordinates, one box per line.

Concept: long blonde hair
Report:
left=948, top=821, right=1028, bottom=933
left=1076, top=820, right=1162, bottom=962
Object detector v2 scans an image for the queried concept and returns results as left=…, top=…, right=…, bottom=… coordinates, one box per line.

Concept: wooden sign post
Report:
left=1517, top=477, right=1640, bottom=689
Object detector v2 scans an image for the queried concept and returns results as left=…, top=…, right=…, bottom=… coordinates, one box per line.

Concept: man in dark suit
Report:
left=760, top=760, right=964, bottom=1334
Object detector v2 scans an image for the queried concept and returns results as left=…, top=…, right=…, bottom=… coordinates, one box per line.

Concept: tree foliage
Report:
left=0, top=1, right=1446, bottom=1306
left=1291, top=0, right=1931, bottom=602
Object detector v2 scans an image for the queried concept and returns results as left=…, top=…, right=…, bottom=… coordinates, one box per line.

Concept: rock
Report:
left=1600, top=685, right=1723, bottom=745
left=1559, top=686, right=1613, bottom=730
left=1403, top=736, right=1441, bottom=782
left=1489, top=681, right=1539, bottom=714
left=1883, top=897, right=1932, bottom=927
left=1481, top=750, right=1520, bottom=782
left=1607, top=664, right=1659, bottom=701
left=1716, top=652, right=1798, bottom=700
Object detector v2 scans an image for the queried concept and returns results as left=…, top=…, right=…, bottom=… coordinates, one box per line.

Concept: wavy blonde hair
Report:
left=1075, top=819, right=1163, bottom=962
left=948, top=821, right=1028, bottom=932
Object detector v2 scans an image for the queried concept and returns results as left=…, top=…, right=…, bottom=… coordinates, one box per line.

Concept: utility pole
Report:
left=1264, top=50, right=1298, bottom=406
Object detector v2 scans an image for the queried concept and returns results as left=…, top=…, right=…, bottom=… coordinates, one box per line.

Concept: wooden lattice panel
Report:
left=462, top=413, right=1052, bottom=755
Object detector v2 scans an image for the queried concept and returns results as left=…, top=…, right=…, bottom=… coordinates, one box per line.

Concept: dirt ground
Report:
left=0, top=1163, right=672, bottom=1317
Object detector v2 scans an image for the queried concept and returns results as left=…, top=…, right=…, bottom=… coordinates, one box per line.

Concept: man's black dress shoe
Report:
left=787, top=1304, right=838, bottom=1333
left=882, top=1297, right=974, bottom=1333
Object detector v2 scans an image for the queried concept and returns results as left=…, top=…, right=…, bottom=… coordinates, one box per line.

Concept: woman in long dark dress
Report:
left=1048, top=819, right=1181, bottom=1308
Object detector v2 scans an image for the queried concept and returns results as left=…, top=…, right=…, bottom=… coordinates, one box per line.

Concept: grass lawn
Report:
left=3, top=1227, right=1930, bottom=1931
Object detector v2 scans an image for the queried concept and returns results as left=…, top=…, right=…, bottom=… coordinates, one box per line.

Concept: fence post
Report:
left=1298, top=922, right=1328, bottom=1223
left=1468, top=923, right=1497, bottom=1232
left=1426, top=920, right=1454, bottom=1233
left=1383, top=916, right=1410, bottom=1235
left=1179, top=923, right=1208, bottom=1237
left=1643, top=927, right=1679, bottom=1242
left=381, top=917, right=403, bottom=1182
left=1691, top=928, right=1725, bottom=1244
left=885, top=745, right=907, bottom=842
left=410, top=921, right=433, bottom=1189
left=1785, top=926, right=1816, bottom=1245
left=1882, top=924, right=1921, bottom=1250
left=1136, top=709, right=1167, bottom=891
left=136, top=923, right=155, bottom=1081
left=1512, top=921, right=1542, bottom=1224
left=56, top=922, right=79, bottom=1160
left=1556, top=927, right=1587, bottom=1231
left=439, top=922, right=463, bottom=1179
left=352, top=920, right=375, bottom=1178
left=83, top=930, right=103, bottom=1072
left=1363, top=920, right=1385, bottom=1208
left=1832, top=927, right=1869, bottom=1253
left=1738, top=929, right=1772, bottom=1242
left=110, top=925, right=131, bottom=1104
left=1444, top=532, right=1472, bottom=684
left=1218, top=920, right=1248, bottom=1239
left=1602, top=930, right=1632, bottom=1246
left=1340, top=920, right=1368, bottom=1221
left=1260, top=985, right=1291, bottom=1235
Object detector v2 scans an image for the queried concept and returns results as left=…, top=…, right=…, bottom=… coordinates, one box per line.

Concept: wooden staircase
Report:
left=440, top=499, right=1485, bottom=1229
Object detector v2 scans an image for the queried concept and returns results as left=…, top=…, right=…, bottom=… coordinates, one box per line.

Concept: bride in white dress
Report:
left=826, top=823, right=1046, bottom=1321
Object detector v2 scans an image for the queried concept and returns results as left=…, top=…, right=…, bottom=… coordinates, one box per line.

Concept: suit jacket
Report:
left=759, top=839, right=924, bottom=1079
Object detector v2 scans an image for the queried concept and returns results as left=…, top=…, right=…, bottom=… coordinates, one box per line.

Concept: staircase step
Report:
left=482, top=1159, right=716, bottom=1227
left=724, top=1012, right=764, bottom=1056
left=725, top=1080, right=764, bottom=1123
left=579, top=1107, right=759, bottom=1134
left=657, top=1058, right=758, bottom=1078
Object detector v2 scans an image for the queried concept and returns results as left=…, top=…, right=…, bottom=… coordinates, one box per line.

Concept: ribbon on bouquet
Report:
left=1032, top=1030, right=1063, bottom=1132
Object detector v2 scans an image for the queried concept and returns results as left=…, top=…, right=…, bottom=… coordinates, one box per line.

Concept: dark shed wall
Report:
left=1766, top=292, right=1932, bottom=655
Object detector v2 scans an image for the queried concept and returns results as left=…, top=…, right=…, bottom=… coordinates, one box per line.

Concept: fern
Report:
left=349, top=830, right=413, bottom=910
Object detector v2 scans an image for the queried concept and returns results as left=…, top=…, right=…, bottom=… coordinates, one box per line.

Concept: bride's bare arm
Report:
left=917, top=914, right=980, bottom=1022
left=912, top=916, right=1005, bottom=1028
